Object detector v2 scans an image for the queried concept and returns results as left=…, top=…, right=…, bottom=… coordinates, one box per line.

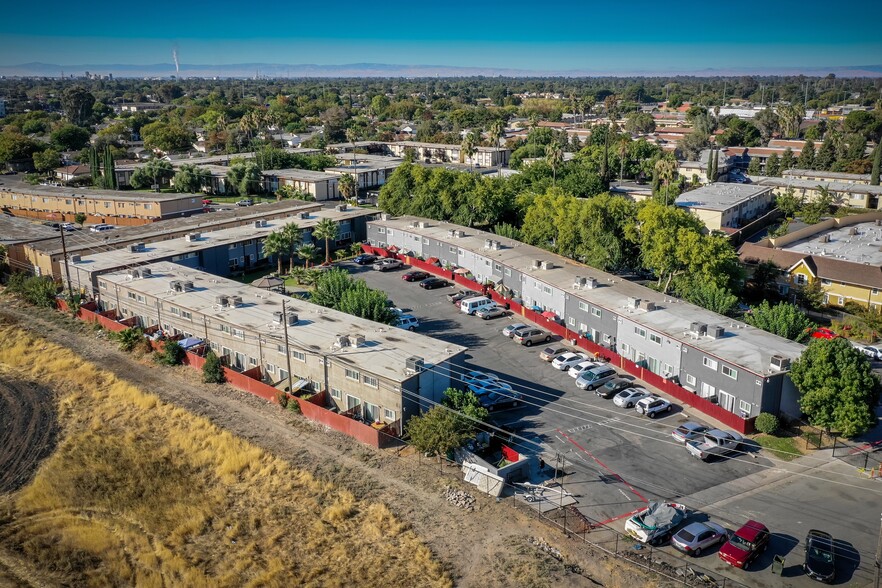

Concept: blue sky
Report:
left=1, top=0, right=880, bottom=71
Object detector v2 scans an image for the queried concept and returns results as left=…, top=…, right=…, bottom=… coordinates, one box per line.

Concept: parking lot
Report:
left=349, top=261, right=877, bottom=587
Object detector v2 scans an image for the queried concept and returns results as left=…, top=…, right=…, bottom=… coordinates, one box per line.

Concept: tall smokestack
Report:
left=172, top=49, right=180, bottom=73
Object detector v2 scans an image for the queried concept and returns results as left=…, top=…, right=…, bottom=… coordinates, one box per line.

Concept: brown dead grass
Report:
left=0, top=325, right=450, bottom=587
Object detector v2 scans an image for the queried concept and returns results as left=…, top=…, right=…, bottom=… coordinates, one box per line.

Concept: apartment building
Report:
left=674, top=183, right=776, bottom=231
left=755, top=177, right=882, bottom=210
left=782, top=169, right=872, bottom=185
left=325, top=154, right=404, bottom=190
left=368, top=216, right=806, bottom=420
left=97, top=263, right=466, bottom=427
left=262, top=169, right=341, bottom=200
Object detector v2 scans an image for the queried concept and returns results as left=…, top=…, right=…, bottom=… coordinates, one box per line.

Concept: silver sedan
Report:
left=671, top=521, right=728, bottom=557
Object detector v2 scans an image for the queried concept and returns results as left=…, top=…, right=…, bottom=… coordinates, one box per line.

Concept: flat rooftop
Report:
left=0, top=215, right=60, bottom=245
left=118, top=148, right=323, bottom=170
left=263, top=169, right=340, bottom=182
left=69, top=206, right=370, bottom=277
left=29, top=200, right=322, bottom=256
left=390, top=141, right=502, bottom=153
left=102, top=262, right=466, bottom=382
left=782, top=169, right=871, bottom=182
left=0, top=181, right=203, bottom=203
left=756, top=177, right=882, bottom=195
left=675, top=183, right=772, bottom=211
left=373, top=216, right=805, bottom=375
left=326, top=158, right=403, bottom=173
left=782, top=221, right=882, bottom=266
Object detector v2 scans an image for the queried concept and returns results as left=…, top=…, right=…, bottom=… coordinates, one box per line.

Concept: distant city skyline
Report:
left=2, top=0, right=881, bottom=73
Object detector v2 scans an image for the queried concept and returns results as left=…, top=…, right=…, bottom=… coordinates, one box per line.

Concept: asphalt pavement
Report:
left=347, top=261, right=882, bottom=588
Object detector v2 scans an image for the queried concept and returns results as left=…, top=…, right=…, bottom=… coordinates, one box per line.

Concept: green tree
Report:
left=0, top=132, right=40, bottom=165
left=297, top=243, right=318, bottom=269
left=789, top=337, right=880, bottom=437
left=74, top=212, right=87, bottom=227
left=747, top=156, right=761, bottom=176
left=765, top=153, right=781, bottom=177
left=488, top=119, right=505, bottom=176
left=754, top=108, right=780, bottom=143
left=796, top=279, right=826, bottom=312
left=60, top=86, right=95, bottom=126
left=460, top=131, right=478, bottom=171
left=871, top=144, right=880, bottom=186
left=814, top=136, right=836, bottom=171
left=110, top=327, right=145, bottom=352
left=32, top=148, right=61, bottom=172
left=780, top=147, right=795, bottom=172
left=311, top=268, right=354, bottom=308
left=312, top=218, right=339, bottom=266
left=624, top=111, right=656, bottom=134
left=131, top=159, right=174, bottom=190
left=442, top=388, right=490, bottom=422
left=262, top=230, right=288, bottom=274
left=545, top=142, right=563, bottom=186
left=754, top=413, right=780, bottom=435
left=173, top=164, right=211, bottom=193
left=141, top=121, right=195, bottom=153
left=775, top=186, right=803, bottom=218
left=156, top=340, right=185, bottom=366
left=202, top=350, right=226, bottom=384
left=405, top=405, right=475, bottom=458
left=50, top=124, right=90, bottom=151
left=654, top=156, right=678, bottom=204
left=744, top=301, right=815, bottom=342
left=338, top=281, right=397, bottom=325
left=226, top=161, right=262, bottom=195
left=801, top=186, right=832, bottom=225
left=338, top=173, right=357, bottom=202
left=682, top=281, right=739, bottom=316
left=281, top=222, right=303, bottom=273
left=797, top=139, right=816, bottom=169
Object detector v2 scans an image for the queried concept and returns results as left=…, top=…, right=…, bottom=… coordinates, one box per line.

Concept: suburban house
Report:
left=367, top=215, right=806, bottom=423
left=739, top=212, right=882, bottom=310
left=674, top=183, right=776, bottom=232
left=54, top=165, right=92, bottom=183
left=96, top=262, right=466, bottom=433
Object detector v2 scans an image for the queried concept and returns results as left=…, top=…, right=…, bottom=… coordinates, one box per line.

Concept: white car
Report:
left=461, top=370, right=499, bottom=388
left=501, top=323, right=528, bottom=338
left=613, top=387, right=652, bottom=408
left=862, top=346, right=882, bottom=360
left=567, top=360, right=601, bottom=379
left=551, top=352, right=589, bottom=371
left=476, top=305, right=507, bottom=320
left=635, top=395, right=673, bottom=418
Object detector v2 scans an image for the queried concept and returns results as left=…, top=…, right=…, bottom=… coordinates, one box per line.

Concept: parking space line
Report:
left=557, top=428, right=649, bottom=505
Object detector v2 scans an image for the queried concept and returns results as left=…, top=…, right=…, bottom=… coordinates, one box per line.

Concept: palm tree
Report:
left=581, top=97, right=594, bottom=124
left=346, top=127, right=359, bottom=170
left=617, top=136, right=630, bottom=181
left=312, top=218, right=339, bottom=266
left=460, top=132, right=478, bottom=171
left=545, top=143, right=563, bottom=186
left=488, top=119, right=504, bottom=176
left=655, top=156, right=678, bottom=205
left=262, top=231, right=287, bottom=275
left=297, top=243, right=318, bottom=269
left=281, top=222, right=302, bottom=273
left=338, top=174, right=357, bottom=202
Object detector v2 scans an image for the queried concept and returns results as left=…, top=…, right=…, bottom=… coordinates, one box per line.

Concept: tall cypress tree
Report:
left=872, top=144, right=881, bottom=186
left=106, top=146, right=117, bottom=189
left=89, top=147, right=99, bottom=186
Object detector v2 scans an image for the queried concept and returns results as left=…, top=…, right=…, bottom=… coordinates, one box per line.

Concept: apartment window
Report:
left=229, top=243, right=239, bottom=250
left=387, top=230, right=393, bottom=236
left=795, top=274, right=806, bottom=285
left=685, top=374, right=696, bottom=386
left=494, top=263, right=502, bottom=271
left=292, top=350, right=306, bottom=362
left=104, top=202, right=110, bottom=208
left=649, top=333, right=662, bottom=345
left=144, top=203, right=152, bottom=210
left=279, top=369, right=288, bottom=381
left=838, top=296, right=845, bottom=305
left=377, top=227, right=385, bottom=234
left=591, top=307, right=601, bottom=318
left=422, top=238, right=429, bottom=245
left=127, top=292, right=136, bottom=300
left=504, top=268, right=511, bottom=277
left=620, top=343, right=630, bottom=355
left=821, top=279, right=831, bottom=285
left=65, top=199, right=72, bottom=205
left=169, top=306, right=181, bottom=316
left=721, top=365, right=738, bottom=380
left=219, top=324, right=231, bottom=334
left=384, top=408, right=396, bottom=422
left=345, top=368, right=360, bottom=381
left=578, top=301, right=589, bottom=312
left=363, top=402, right=379, bottom=422
left=568, top=317, right=575, bottom=326
left=137, top=295, right=145, bottom=303
left=739, top=400, right=752, bottom=414
left=266, top=364, right=276, bottom=374
left=703, top=357, right=718, bottom=370
left=873, top=289, right=879, bottom=296
left=449, top=246, right=457, bottom=253
left=181, top=310, right=192, bottom=320
left=543, top=285, right=552, bottom=295
left=634, top=327, right=647, bottom=338
left=232, top=328, right=244, bottom=339
left=249, top=357, right=257, bottom=366
left=331, top=388, right=342, bottom=400
left=98, top=281, right=107, bottom=289
left=700, top=382, right=716, bottom=398
left=363, top=375, right=379, bottom=388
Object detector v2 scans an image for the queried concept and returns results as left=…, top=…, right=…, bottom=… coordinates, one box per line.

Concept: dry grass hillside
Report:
left=0, top=324, right=450, bottom=587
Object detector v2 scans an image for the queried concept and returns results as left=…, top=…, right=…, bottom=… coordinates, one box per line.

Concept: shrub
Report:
left=111, top=327, right=145, bottom=352
left=156, top=340, right=185, bottom=366
left=287, top=398, right=302, bottom=414
left=754, top=412, right=780, bottom=435
left=5, top=273, right=58, bottom=307
left=202, top=350, right=225, bottom=384
left=275, top=391, right=289, bottom=408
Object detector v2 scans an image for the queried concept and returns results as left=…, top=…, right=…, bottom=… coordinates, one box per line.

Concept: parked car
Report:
left=373, top=258, right=403, bottom=272
left=671, top=422, right=710, bottom=443
left=624, top=502, right=688, bottom=545
left=687, top=430, right=744, bottom=461
left=402, top=270, right=430, bottom=282
left=353, top=254, right=377, bottom=265
left=671, top=521, right=728, bottom=557
left=89, top=223, right=114, bottom=232
left=551, top=352, right=589, bottom=371
left=512, top=328, right=552, bottom=347
left=59, top=222, right=76, bottom=232
left=475, top=304, right=507, bottom=320
left=575, top=365, right=618, bottom=390
left=461, top=370, right=499, bottom=388
left=719, top=520, right=770, bottom=570
left=468, top=381, right=514, bottom=398
left=635, top=396, right=673, bottom=418
left=810, top=328, right=838, bottom=340
left=502, top=323, right=529, bottom=338
left=596, top=377, right=632, bottom=399
left=202, top=198, right=213, bottom=205
left=461, top=296, right=495, bottom=315
left=803, top=529, right=836, bottom=583
left=447, top=289, right=477, bottom=303
left=236, top=198, right=253, bottom=207
left=540, top=345, right=571, bottom=362
left=861, top=345, right=882, bottom=360
left=419, top=277, right=450, bottom=290
left=394, top=315, right=420, bottom=331
left=613, top=387, right=651, bottom=408
left=568, top=360, right=601, bottom=379
left=479, top=388, right=522, bottom=411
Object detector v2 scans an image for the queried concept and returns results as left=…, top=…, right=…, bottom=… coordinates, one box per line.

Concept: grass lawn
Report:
left=754, top=433, right=803, bottom=461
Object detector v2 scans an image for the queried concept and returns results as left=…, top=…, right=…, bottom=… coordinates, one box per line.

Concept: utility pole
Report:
left=58, top=218, right=75, bottom=302
left=875, top=512, right=881, bottom=588
left=281, top=299, right=293, bottom=394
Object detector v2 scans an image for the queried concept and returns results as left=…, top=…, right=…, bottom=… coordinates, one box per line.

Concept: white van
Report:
left=89, top=223, right=114, bottom=233
left=460, top=296, right=495, bottom=315
left=395, top=315, right=420, bottom=331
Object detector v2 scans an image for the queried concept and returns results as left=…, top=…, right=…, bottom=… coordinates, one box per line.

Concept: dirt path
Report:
left=0, top=301, right=646, bottom=587
left=0, top=378, right=57, bottom=494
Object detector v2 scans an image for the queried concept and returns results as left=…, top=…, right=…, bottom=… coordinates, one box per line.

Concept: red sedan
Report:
left=719, top=520, right=770, bottom=570
left=402, top=271, right=430, bottom=282
left=810, top=328, right=838, bottom=340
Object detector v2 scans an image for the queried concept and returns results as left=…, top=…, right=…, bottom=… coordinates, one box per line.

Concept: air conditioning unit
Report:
left=627, top=297, right=640, bottom=309
left=820, top=234, right=830, bottom=243
left=215, top=295, right=229, bottom=307
left=349, top=333, right=365, bottom=347
left=690, top=322, right=708, bottom=336
left=770, top=354, right=791, bottom=371
left=182, top=281, right=194, bottom=291
left=70, top=254, right=81, bottom=263
left=540, top=260, right=554, bottom=270
left=141, top=268, right=152, bottom=277
left=185, top=232, right=201, bottom=242
left=380, top=213, right=390, bottom=221
left=335, top=334, right=349, bottom=347
left=273, top=310, right=283, bottom=324
left=128, top=269, right=141, bottom=279
left=490, top=240, right=501, bottom=250
left=259, top=219, right=268, bottom=227
left=708, top=325, right=725, bottom=339
left=484, top=239, right=493, bottom=249
left=337, top=204, right=347, bottom=212
left=585, top=277, right=598, bottom=289
left=228, top=295, right=243, bottom=307
left=848, top=227, right=857, bottom=236
left=418, top=221, right=429, bottom=229
left=531, top=260, right=541, bottom=270
left=300, top=212, right=310, bottom=219
left=639, top=300, right=656, bottom=311
left=573, top=276, right=586, bottom=288
left=253, top=221, right=262, bottom=229
left=135, top=242, right=146, bottom=251
left=447, top=229, right=456, bottom=238
left=405, top=356, right=424, bottom=374
left=129, top=244, right=140, bottom=253
left=169, top=280, right=182, bottom=292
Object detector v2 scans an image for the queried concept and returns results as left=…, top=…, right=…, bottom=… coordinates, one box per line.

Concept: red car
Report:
left=719, top=520, right=770, bottom=570
left=202, top=198, right=213, bottom=205
left=402, top=271, right=430, bottom=282
left=810, top=328, right=837, bottom=340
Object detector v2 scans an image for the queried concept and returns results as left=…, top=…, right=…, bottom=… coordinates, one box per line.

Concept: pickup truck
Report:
left=686, top=429, right=744, bottom=461
left=373, top=258, right=403, bottom=272
left=624, top=502, right=688, bottom=545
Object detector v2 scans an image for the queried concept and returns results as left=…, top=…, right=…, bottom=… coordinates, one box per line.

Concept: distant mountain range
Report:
left=2, top=62, right=881, bottom=78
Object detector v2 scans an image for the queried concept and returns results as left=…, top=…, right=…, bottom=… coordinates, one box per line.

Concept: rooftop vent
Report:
left=182, top=280, right=194, bottom=291
left=540, top=260, right=555, bottom=270
left=848, top=227, right=857, bottom=236
left=627, top=297, right=641, bottom=310
left=127, top=269, right=141, bottom=279
left=70, top=254, right=81, bottom=263
left=337, top=204, right=347, bottom=212
left=141, top=268, right=152, bottom=277
left=380, top=213, right=390, bottom=221
left=447, top=229, right=456, bottom=238
left=690, top=322, right=708, bottom=336
left=215, top=295, right=229, bottom=307
left=418, top=221, right=429, bottom=229
left=273, top=310, right=283, bottom=324
left=484, top=239, right=493, bottom=249
left=490, top=240, right=501, bottom=250
left=169, top=280, right=183, bottom=292
left=454, top=230, right=465, bottom=238
left=228, top=295, right=243, bottom=308
left=708, top=325, right=725, bottom=339
left=770, top=354, right=791, bottom=371
left=639, top=300, right=656, bottom=311
left=299, top=212, right=310, bottom=219
left=334, top=334, right=349, bottom=348
left=585, top=277, right=598, bottom=290
left=820, top=234, right=830, bottom=243
left=573, top=276, right=586, bottom=289
left=405, top=356, right=425, bottom=374
left=185, top=232, right=201, bottom=242
left=349, top=333, right=365, bottom=348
